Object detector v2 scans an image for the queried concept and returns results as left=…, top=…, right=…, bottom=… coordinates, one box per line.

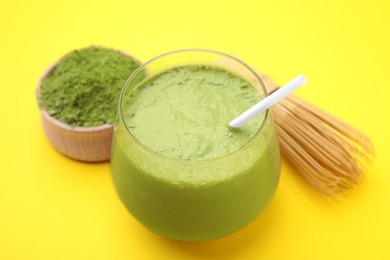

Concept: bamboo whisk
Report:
left=259, top=72, right=375, bottom=195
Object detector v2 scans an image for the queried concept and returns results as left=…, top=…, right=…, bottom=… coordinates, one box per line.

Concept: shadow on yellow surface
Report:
left=148, top=197, right=284, bottom=259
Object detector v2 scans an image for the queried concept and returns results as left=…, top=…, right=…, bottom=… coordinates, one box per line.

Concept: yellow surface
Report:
left=0, top=0, right=389, bottom=259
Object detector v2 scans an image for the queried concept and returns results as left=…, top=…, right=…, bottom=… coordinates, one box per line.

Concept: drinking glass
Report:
left=110, top=49, right=280, bottom=241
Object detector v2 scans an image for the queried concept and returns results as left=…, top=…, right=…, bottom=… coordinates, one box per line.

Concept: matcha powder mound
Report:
left=39, top=46, right=142, bottom=127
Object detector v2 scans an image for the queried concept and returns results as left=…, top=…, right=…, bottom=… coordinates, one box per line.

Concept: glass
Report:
left=110, top=49, right=280, bottom=241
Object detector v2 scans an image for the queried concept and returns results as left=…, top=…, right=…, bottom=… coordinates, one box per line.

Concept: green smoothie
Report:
left=111, top=64, right=280, bottom=241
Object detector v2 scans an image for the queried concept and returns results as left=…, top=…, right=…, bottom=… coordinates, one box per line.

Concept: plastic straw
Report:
left=229, top=74, right=307, bottom=128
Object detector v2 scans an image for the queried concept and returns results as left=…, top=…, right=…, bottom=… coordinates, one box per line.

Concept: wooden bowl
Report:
left=36, top=61, right=114, bottom=162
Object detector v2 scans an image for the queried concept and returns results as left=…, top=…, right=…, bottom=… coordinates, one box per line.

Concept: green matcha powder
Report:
left=39, top=46, right=142, bottom=127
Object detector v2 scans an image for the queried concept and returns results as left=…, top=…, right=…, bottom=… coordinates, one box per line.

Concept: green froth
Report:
left=122, top=65, right=265, bottom=160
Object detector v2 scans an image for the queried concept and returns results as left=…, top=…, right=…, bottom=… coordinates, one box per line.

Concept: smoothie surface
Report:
left=122, top=65, right=265, bottom=160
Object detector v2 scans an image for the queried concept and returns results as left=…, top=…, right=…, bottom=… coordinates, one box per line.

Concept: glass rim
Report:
left=118, top=48, right=270, bottom=163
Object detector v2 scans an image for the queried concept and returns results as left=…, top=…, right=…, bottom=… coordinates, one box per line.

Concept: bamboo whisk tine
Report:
left=259, top=72, right=375, bottom=195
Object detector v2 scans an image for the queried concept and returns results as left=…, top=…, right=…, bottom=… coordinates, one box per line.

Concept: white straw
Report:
left=229, top=74, right=307, bottom=128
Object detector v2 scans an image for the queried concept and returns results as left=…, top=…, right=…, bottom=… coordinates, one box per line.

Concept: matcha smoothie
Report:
left=110, top=50, right=280, bottom=241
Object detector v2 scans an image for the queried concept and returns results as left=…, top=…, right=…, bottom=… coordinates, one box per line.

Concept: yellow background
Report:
left=1, top=0, right=389, bottom=259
